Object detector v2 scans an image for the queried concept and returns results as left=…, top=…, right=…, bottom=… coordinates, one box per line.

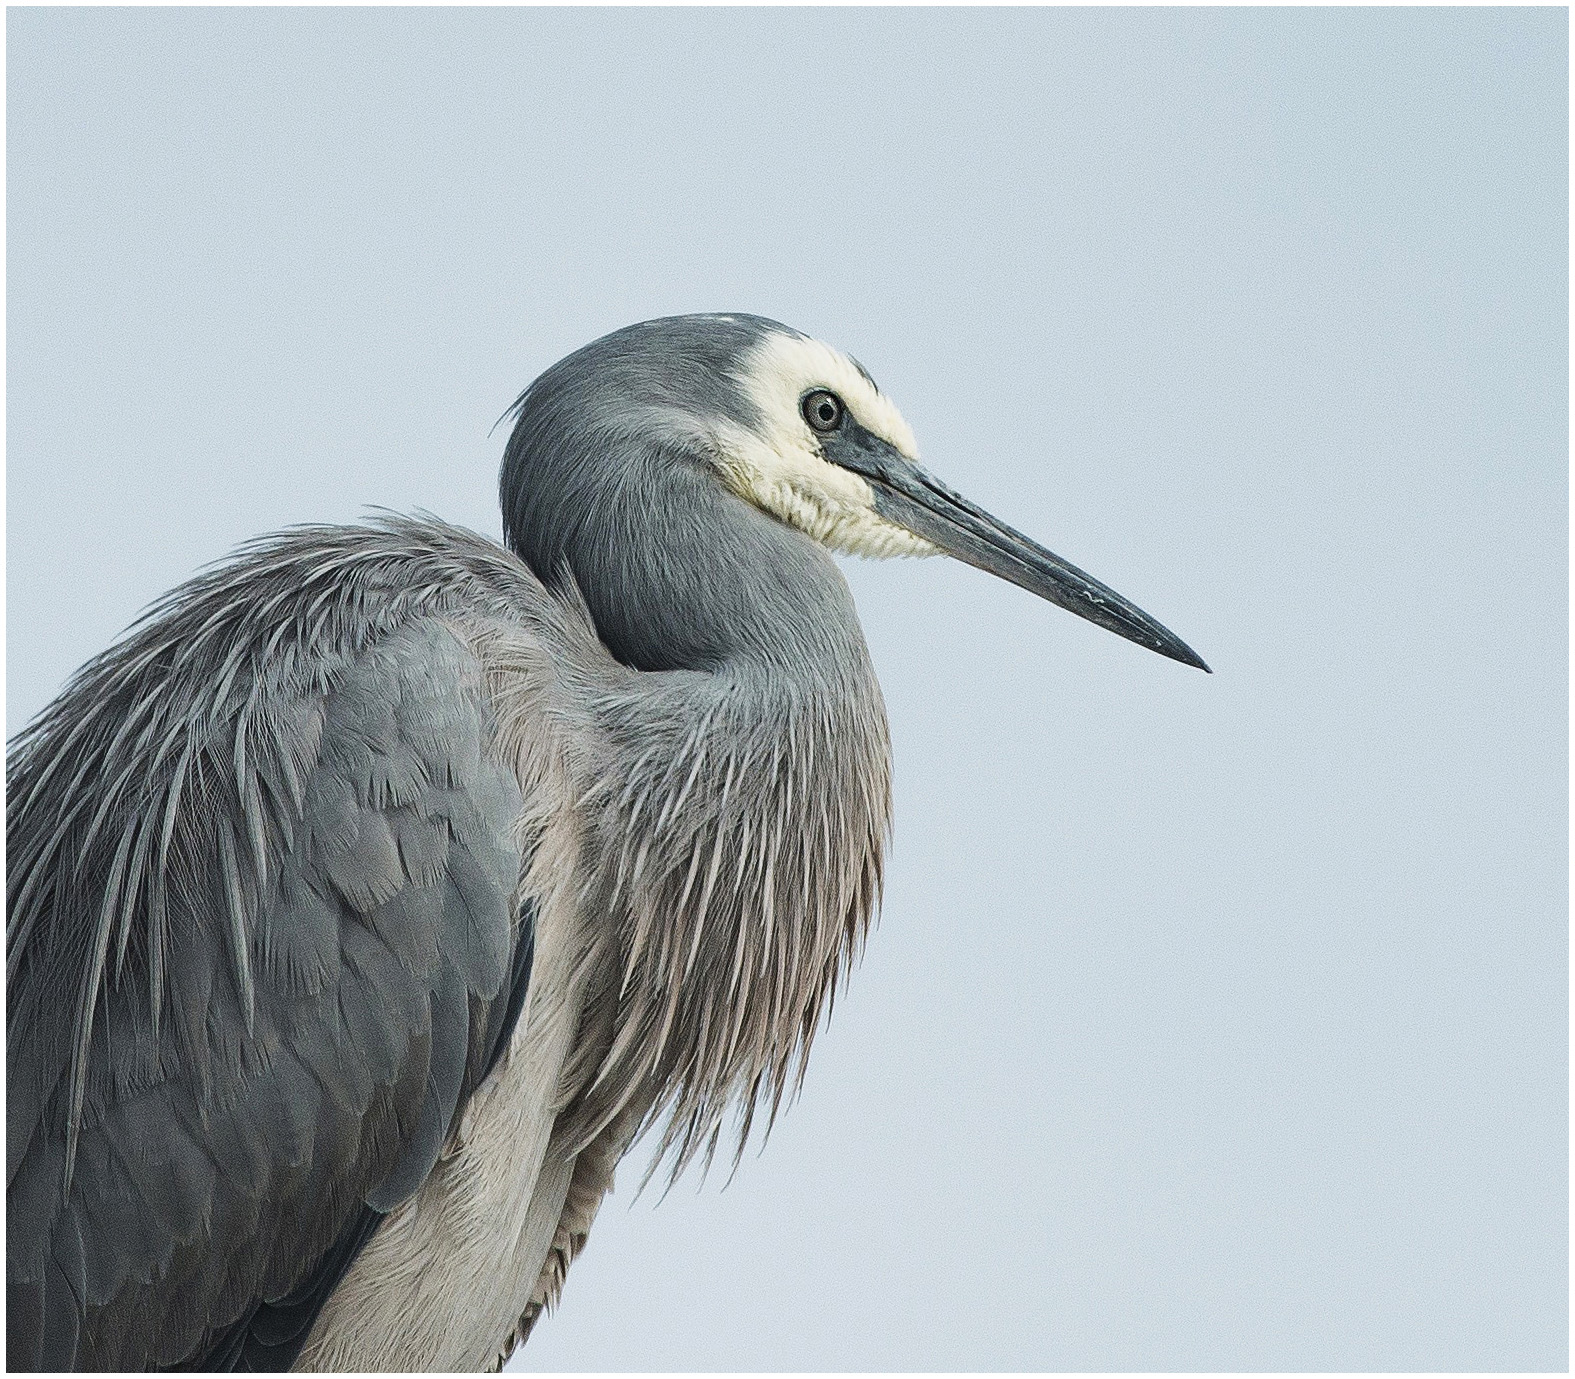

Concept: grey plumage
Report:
left=9, top=522, right=540, bottom=1368
left=8, top=313, right=1204, bottom=1372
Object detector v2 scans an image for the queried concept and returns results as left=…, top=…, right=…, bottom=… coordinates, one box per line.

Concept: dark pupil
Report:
left=816, top=399, right=836, bottom=424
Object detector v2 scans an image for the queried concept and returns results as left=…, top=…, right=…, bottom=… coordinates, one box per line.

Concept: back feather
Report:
left=7, top=517, right=551, bottom=1370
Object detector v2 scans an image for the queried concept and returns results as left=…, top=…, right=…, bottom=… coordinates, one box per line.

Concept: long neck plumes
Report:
left=502, top=432, right=892, bottom=1176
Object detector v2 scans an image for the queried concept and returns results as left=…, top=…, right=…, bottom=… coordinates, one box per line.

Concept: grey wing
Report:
left=7, top=604, right=533, bottom=1372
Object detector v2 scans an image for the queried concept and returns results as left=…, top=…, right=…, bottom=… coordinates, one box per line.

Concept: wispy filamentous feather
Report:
left=462, top=554, right=891, bottom=1194
left=6, top=514, right=544, bottom=1190
left=566, top=657, right=890, bottom=1185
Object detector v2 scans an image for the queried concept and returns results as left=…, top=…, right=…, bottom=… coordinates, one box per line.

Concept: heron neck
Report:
left=504, top=441, right=873, bottom=688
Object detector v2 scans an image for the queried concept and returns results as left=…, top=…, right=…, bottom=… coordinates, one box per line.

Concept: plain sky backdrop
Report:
left=7, top=7, right=1567, bottom=1372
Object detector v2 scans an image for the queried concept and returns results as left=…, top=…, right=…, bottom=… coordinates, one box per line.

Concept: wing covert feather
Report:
left=6, top=523, right=556, bottom=1371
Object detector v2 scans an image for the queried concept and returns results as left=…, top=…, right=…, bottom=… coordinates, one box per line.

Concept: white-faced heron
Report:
left=7, top=313, right=1207, bottom=1371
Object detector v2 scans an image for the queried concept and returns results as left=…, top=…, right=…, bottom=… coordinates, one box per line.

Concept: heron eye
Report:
left=801, top=389, right=844, bottom=434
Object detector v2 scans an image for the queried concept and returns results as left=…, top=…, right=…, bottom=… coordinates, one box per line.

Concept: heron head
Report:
left=715, top=317, right=1207, bottom=671
left=502, top=313, right=1206, bottom=671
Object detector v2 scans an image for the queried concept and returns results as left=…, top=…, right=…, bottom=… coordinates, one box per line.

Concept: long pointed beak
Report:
left=865, top=456, right=1210, bottom=672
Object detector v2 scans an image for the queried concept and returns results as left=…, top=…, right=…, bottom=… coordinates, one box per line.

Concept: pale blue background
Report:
left=8, top=8, right=1566, bottom=1371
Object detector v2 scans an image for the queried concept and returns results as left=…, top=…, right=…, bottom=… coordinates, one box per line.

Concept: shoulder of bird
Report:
left=5, top=515, right=589, bottom=1369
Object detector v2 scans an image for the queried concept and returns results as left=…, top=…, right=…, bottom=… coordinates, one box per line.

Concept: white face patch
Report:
left=712, top=331, right=938, bottom=559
